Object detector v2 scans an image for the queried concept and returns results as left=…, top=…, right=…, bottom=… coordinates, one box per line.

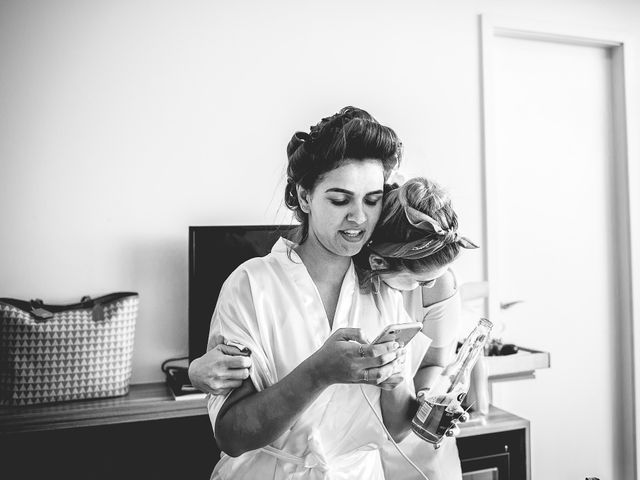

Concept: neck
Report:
left=295, top=236, right=351, bottom=286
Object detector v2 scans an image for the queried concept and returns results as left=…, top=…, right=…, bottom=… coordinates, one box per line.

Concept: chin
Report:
left=334, top=240, right=366, bottom=257
left=342, top=244, right=364, bottom=257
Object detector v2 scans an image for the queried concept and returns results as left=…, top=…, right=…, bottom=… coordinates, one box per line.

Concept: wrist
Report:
left=187, top=359, right=202, bottom=389
left=300, top=353, right=332, bottom=391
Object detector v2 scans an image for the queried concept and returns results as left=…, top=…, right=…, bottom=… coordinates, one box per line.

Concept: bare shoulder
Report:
left=421, top=269, right=457, bottom=308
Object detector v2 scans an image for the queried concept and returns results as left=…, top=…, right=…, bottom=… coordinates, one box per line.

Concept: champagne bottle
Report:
left=411, top=318, right=493, bottom=443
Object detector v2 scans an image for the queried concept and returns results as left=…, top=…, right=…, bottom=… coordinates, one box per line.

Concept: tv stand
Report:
left=0, top=383, right=529, bottom=480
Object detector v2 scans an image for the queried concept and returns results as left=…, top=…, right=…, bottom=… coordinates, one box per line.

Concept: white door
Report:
left=485, top=33, right=633, bottom=480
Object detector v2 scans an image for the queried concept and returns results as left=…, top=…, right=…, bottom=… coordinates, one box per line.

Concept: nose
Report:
left=347, top=203, right=367, bottom=224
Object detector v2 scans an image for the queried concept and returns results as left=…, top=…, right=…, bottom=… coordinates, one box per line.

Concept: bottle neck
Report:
left=446, top=344, right=483, bottom=394
left=445, top=324, right=491, bottom=393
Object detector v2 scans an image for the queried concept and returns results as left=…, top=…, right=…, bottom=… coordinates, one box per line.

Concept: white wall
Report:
left=1, top=0, right=639, bottom=477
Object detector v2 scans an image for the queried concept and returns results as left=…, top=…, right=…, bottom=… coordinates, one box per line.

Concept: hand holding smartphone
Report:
left=370, top=321, right=423, bottom=346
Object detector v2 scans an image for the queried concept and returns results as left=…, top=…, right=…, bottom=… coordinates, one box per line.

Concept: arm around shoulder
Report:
left=188, top=343, right=251, bottom=396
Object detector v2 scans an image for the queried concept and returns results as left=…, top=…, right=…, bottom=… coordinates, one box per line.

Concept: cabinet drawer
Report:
left=463, top=468, right=499, bottom=480
left=462, top=452, right=509, bottom=479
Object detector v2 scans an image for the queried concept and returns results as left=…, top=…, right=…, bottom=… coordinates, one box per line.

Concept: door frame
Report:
left=479, top=14, right=640, bottom=479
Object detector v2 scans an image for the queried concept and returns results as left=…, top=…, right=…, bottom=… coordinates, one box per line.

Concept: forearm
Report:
left=414, top=340, right=455, bottom=393
left=413, top=365, right=444, bottom=394
left=216, top=357, right=328, bottom=457
left=380, top=380, right=417, bottom=442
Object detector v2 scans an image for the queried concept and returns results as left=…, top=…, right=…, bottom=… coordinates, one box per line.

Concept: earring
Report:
left=371, top=274, right=381, bottom=295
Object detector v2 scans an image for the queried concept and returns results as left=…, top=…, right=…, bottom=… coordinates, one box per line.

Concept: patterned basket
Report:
left=0, top=292, right=138, bottom=406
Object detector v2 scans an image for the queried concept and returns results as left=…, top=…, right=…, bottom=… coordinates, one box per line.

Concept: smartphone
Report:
left=371, top=321, right=423, bottom=346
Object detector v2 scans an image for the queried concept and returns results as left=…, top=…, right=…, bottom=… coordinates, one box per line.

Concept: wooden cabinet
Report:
left=2, top=414, right=217, bottom=479
left=0, top=383, right=217, bottom=480
left=0, top=384, right=528, bottom=480
left=457, top=407, right=530, bottom=480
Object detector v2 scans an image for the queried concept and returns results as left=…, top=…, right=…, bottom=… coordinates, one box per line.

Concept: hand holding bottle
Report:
left=416, top=390, right=469, bottom=448
left=411, top=318, right=492, bottom=445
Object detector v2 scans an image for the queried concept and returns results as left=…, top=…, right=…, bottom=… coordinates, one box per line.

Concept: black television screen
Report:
left=188, top=225, right=295, bottom=362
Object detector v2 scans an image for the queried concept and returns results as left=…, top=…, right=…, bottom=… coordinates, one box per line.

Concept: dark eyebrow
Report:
left=325, top=188, right=384, bottom=196
left=325, top=188, right=353, bottom=194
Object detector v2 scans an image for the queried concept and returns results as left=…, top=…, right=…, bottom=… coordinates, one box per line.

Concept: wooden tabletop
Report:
left=0, top=382, right=207, bottom=434
left=0, top=382, right=528, bottom=437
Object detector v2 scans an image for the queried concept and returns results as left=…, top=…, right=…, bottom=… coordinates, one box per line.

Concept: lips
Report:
left=339, top=229, right=365, bottom=243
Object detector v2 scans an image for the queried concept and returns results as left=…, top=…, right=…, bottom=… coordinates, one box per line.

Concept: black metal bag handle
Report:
left=78, top=296, right=104, bottom=322
left=80, top=296, right=94, bottom=306
left=29, top=296, right=98, bottom=322
left=29, top=299, right=54, bottom=322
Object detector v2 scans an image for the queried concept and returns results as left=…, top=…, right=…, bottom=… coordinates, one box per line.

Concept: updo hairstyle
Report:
left=284, top=106, right=402, bottom=244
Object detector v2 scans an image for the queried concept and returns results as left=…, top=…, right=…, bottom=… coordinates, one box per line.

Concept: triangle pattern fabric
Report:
left=0, top=293, right=138, bottom=406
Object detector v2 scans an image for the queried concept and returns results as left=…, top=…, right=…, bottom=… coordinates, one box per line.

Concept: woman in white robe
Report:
left=192, top=176, right=478, bottom=480
left=207, top=107, right=417, bottom=480
left=208, top=237, right=425, bottom=479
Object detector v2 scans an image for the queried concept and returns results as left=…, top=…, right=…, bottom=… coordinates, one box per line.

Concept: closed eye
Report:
left=365, top=193, right=383, bottom=207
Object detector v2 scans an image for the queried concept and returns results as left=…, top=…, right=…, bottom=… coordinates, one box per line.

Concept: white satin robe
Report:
left=207, top=238, right=431, bottom=480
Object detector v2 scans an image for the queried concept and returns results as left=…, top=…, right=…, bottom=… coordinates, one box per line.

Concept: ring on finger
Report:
left=359, top=344, right=366, bottom=358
